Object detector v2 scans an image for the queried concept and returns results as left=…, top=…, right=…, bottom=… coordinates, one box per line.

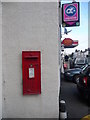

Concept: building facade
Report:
left=0, top=2, right=2, bottom=120
left=0, top=1, right=61, bottom=119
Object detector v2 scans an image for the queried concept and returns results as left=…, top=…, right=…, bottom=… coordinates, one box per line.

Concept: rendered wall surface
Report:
left=0, top=2, right=2, bottom=120
left=2, top=2, right=59, bottom=118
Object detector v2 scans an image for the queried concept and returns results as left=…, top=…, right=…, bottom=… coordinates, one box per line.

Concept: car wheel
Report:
left=74, top=75, right=80, bottom=84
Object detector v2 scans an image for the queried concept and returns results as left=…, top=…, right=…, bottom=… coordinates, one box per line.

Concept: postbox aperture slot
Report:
left=24, top=56, right=38, bottom=59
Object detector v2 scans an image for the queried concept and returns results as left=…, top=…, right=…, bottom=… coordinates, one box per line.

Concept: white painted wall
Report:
left=0, top=2, right=2, bottom=120
left=2, top=2, right=59, bottom=118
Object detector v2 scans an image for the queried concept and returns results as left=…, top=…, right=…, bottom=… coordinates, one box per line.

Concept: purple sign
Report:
left=64, top=3, right=78, bottom=22
left=62, top=2, right=80, bottom=27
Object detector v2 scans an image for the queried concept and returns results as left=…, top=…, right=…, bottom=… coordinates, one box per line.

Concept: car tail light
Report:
left=83, top=77, right=87, bottom=86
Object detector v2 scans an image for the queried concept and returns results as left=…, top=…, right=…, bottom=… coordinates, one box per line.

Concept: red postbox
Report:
left=22, top=51, right=41, bottom=95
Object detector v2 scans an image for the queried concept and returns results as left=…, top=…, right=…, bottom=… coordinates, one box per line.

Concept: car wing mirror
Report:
left=88, top=73, right=90, bottom=77
left=80, top=70, right=83, bottom=74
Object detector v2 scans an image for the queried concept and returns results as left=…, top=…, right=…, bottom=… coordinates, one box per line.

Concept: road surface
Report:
left=60, top=76, right=90, bottom=119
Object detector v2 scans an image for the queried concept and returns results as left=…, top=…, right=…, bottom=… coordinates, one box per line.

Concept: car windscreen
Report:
left=75, top=58, right=86, bottom=65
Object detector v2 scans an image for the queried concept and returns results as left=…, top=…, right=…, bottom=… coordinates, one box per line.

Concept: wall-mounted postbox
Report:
left=22, top=51, right=41, bottom=95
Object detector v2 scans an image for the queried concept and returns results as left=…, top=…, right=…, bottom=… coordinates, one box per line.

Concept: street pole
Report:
left=72, top=0, right=76, bottom=2
left=58, top=0, right=61, bottom=119
left=58, top=1, right=67, bottom=120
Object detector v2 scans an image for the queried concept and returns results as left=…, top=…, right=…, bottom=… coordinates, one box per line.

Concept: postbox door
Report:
left=22, top=51, right=41, bottom=95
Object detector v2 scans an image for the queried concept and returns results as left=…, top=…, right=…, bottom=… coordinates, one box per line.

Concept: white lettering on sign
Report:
left=29, top=68, right=34, bottom=78
left=66, top=7, right=76, bottom=15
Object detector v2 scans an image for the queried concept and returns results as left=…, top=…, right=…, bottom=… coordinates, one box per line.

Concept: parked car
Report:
left=77, top=65, right=90, bottom=102
left=74, top=57, right=88, bottom=68
left=64, top=64, right=88, bottom=83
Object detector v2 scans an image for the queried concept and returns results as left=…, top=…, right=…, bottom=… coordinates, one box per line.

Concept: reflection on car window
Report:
left=81, top=65, right=86, bottom=69
left=83, top=65, right=88, bottom=71
left=82, top=65, right=88, bottom=72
